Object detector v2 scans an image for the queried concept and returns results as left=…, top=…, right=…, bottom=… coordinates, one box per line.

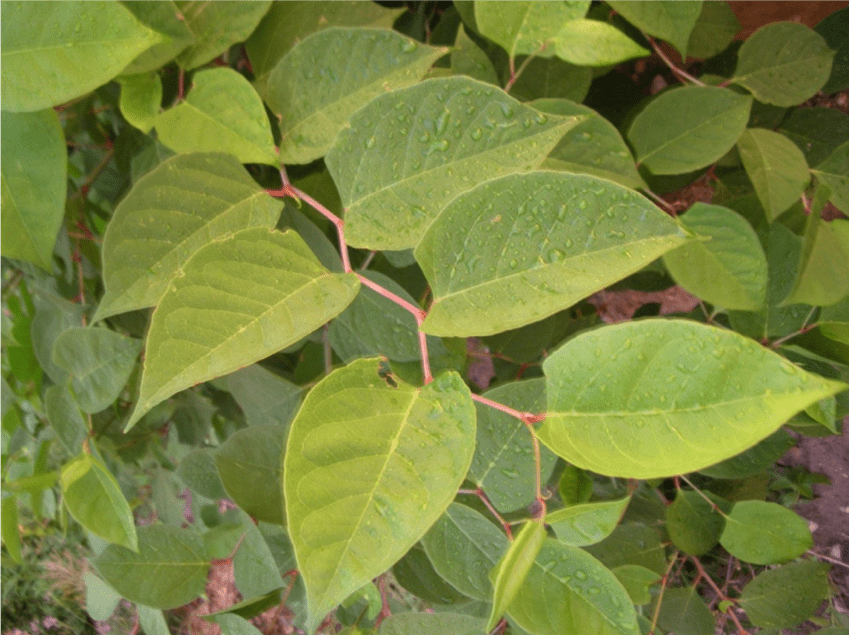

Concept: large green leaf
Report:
left=245, top=1, right=402, bottom=95
left=284, top=359, right=475, bottom=631
left=540, top=319, right=847, bottom=479
left=416, top=172, right=688, bottom=337
left=156, top=68, right=277, bottom=166
left=421, top=503, right=509, bottom=601
left=325, top=76, right=578, bottom=250
left=507, top=539, right=640, bottom=635
left=380, top=613, right=486, bottom=635
left=52, top=327, right=142, bottom=414
left=94, top=525, right=209, bottom=609
left=95, top=153, right=282, bottom=322
left=468, top=378, right=556, bottom=512
left=737, top=128, right=810, bottom=221
left=547, top=497, right=631, bottom=547
left=1, top=109, right=67, bottom=270
left=127, top=228, right=359, bottom=430
left=686, top=1, right=740, bottom=59
left=536, top=99, right=644, bottom=190
left=61, top=452, right=137, bottom=551
left=607, top=1, right=702, bottom=57
left=662, top=203, right=767, bottom=310
left=474, top=1, right=590, bottom=59
left=738, top=559, right=831, bottom=628
left=267, top=27, right=445, bottom=165
left=224, top=364, right=302, bottom=427
left=174, top=0, right=271, bottom=70
left=719, top=500, right=812, bottom=564
left=1, top=1, right=161, bottom=112
left=215, top=426, right=285, bottom=525
left=812, top=140, right=849, bottom=212
left=628, top=86, right=752, bottom=175
left=731, top=22, right=835, bottom=107
left=120, top=1, right=195, bottom=74
left=551, top=20, right=650, bottom=66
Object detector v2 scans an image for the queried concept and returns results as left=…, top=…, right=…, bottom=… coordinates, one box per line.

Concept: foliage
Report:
left=2, top=1, right=849, bottom=634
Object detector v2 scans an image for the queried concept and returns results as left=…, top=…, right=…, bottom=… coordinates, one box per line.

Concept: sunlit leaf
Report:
left=547, top=497, right=630, bottom=547
left=551, top=20, right=650, bottom=66
left=720, top=500, right=813, bottom=564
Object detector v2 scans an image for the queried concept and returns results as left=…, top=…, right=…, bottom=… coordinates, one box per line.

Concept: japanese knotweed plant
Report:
left=2, top=2, right=849, bottom=634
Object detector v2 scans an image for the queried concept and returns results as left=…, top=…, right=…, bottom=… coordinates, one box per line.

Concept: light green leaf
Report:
left=1, top=496, right=22, bottom=563
left=474, top=1, right=590, bottom=59
left=1, top=1, right=161, bottom=112
left=540, top=319, right=847, bottom=479
left=731, top=22, right=835, bottom=107
left=225, top=364, right=302, bottom=427
left=452, top=26, right=500, bottom=85
left=421, top=503, right=509, bottom=601
left=94, top=525, right=209, bottom=609
left=739, top=559, right=831, bottom=628
left=326, top=76, right=578, bottom=250
left=380, top=613, right=486, bottom=635
left=416, top=172, right=687, bottom=337
left=120, top=1, right=195, bottom=74
left=174, top=0, right=271, bottom=70
left=96, top=153, right=282, bottom=321
left=551, top=20, right=650, bottom=66
left=720, top=500, right=813, bottom=564
left=507, top=539, right=640, bottom=635
left=45, top=386, right=87, bottom=458
left=84, top=572, right=121, bottom=621
left=175, top=449, right=227, bottom=500
left=812, top=140, right=849, bottom=212
left=267, top=27, right=446, bottom=165
left=468, top=378, right=556, bottom=512
left=245, top=1, right=402, bottom=95
left=156, top=68, right=277, bottom=166
left=686, top=1, right=740, bottom=59
left=61, top=452, right=138, bottom=551
left=584, top=524, right=668, bottom=576
left=666, top=490, right=727, bottom=556
left=52, top=327, right=142, bottom=414
left=652, top=586, right=715, bottom=635
left=215, top=426, right=285, bottom=525
left=128, top=228, right=359, bottom=430
left=611, top=565, right=659, bottom=606
left=487, top=519, right=546, bottom=632
left=607, top=1, right=702, bottom=57
left=510, top=58, right=593, bottom=105
left=547, top=497, right=630, bottom=547
left=284, top=359, right=475, bottom=631
left=536, top=99, right=644, bottom=189
left=232, top=511, right=283, bottom=600
left=1, top=109, right=67, bottom=270
left=737, top=128, right=810, bottom=221
left=628, top=86, right=752, bottom=175
left=118, top=72, right=162, bottom=134
left=663, top=203, right=767, bottom=310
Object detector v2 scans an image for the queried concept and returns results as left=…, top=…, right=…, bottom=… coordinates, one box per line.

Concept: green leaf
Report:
left=815, top=7, right=849, bottom=94
left=0, top=1, right=161, bottom=112
left=487, top=519, right=546, bottom=632
left=1, top=109, right=67, bottom=270
left=326, top=76, right=577, bottom=250
left=662, top=203, right=767, bottom=310
left=558, top=465, right=594, bottom=506
left=417, top=172, right=687, bottom=337
left=284, top=359, right=475, bottom=631
left=731, top=20, right=835, bottom=106
left=719, top=500, right=813, bottom=564
left=232, top=512, right=283, bottom=600
left=468, top=378, right=557, bottom=512
left=507, top=538, right=640, bottom=635
left=84, top=572, right=121, bottom=621
left=739, top=559, right=831, bottom=627
left=666, top=490, right=727, bottom=556
left=215, top=426, right=285, bottom=525
left=686, top=1, right=740, bottom=59
left=245, top=1, right=402, bottom=95
left=174, top=0, right=271, bottom=70
left=540, top=319, right=846, bottom=479
left=45, top=385, right=89, bottom=457
left=61, top=452, right=138, bottom=551
left=811, top=140, right=849, bottom=212
left=421, top=503, right=509, bottom=601
left=52, top=327, right=142, bottom=414
left=611, top=565, right=659, bottom=606
left=628, top=86, right=752, bottom=175
left=128, top=228, right=359, bottom=430
left=95, top=153, right=282, bottom=321
left=584, top=523, right=667, bottom=575
left=547, top=497, right=631, bottom=547
left=120, top=1, right=195, bottom=74
left=551, top=20, right=650, bottom=66
left=536, top=98, right=644, bottom=189
left=267, top=27, right=446, bottom=165
left=224, top=364, right=302, bottom=427
left=392, top=545, right=470, bottom=605
left=175, top=448, right=227, bottom=500
left=206, top=614, right=264, bottom=635
left=474, top=1, right=590, bottom=59
left=779, top=107, right=849, bottom=168
left=156, top=68, right=277, bottom=166
left=380, top=613, right=486, bottom=635
left=607, top=1, right=702, bottom=58
left=652, top=586, right=715, bottom=635
left=737, top=128, right=810, bottom=221
left=94, top=525, right=209, bottom=609
left=118, top=73, right=162, bottom=134
left=510, top=58, right=593, bottom=104
left=1, top=496, right=22, bottom=563
left=452, top=26, right=500, bottom=85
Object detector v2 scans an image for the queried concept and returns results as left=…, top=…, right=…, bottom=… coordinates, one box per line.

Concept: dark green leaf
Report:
left=176, top=448, right=227, bottom=500
left=392, top=545, right=470, bottom=605
left=666, top=490, right=728, bottom=556
left=232, top=511, right=283, bottom=600
left=811, top=140, right=849, bottom=212
left=738, top=559, right=831, bottom=627
left=699, top=429, right=795, bottom=479
left=815, top=7, right=849, bottom=94
left=584, top=523, right=668, bottom=575
left=779, top=107, right=849, bottom=167
left=452, top=26, right=499, bottom=85
left=720, top=500, right=813, bottom=564
left=652, top=586, right=715, bottom=635
left=686, top=1, right=740, bottom=59
left=225, top=364, right=302, bottom=427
